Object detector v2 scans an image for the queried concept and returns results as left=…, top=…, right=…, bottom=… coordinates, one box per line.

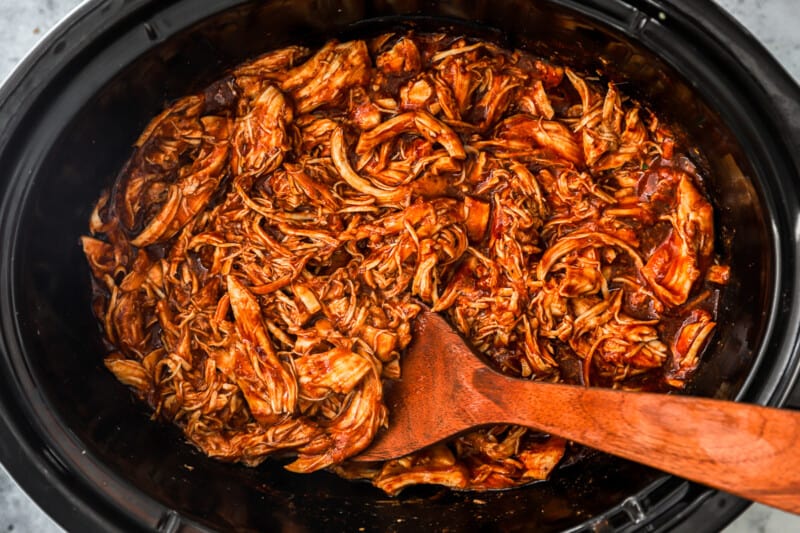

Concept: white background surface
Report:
left=0, top=0, right=798, bottom=531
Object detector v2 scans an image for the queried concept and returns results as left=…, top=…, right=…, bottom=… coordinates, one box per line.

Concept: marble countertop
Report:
left=0, top=0, right=798, bottom=531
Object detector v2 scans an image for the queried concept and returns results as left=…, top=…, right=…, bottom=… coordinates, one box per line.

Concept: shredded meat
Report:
left=82, top=31, right=729, bottom=495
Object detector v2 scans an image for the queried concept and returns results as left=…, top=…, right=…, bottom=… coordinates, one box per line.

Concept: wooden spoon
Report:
left=355, top=310, right=800, bottom=514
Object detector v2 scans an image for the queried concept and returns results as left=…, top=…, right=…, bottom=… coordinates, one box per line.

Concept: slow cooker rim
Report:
left=1, top=1, right=799, bottom=532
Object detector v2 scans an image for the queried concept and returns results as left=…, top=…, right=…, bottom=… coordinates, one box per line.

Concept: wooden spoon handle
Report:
left=471, top=367, right=800, bottom=513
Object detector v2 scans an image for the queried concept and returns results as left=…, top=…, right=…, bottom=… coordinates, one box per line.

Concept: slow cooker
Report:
left=1, top=0, right=800, bottom=531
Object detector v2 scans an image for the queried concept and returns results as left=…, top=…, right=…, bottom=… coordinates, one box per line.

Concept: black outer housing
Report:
left=1, top=1, right=800, bottom=532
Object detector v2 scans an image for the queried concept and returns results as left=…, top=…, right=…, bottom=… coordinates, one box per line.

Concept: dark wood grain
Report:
left=356, top=310, right=800, bottom=514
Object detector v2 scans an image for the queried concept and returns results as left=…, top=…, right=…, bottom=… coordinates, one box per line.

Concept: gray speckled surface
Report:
left=0, top=1, right=798, bottom=531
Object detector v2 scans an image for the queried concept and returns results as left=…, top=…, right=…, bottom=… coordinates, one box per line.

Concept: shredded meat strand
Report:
left=83, top=31, right=728, bottom=495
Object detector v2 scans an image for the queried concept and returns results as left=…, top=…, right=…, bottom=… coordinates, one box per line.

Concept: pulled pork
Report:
left=82, top=32, right=729, bottom=494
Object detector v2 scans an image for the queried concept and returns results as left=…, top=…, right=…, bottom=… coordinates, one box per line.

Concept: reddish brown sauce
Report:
left=82, top=31, right=729, bottom=495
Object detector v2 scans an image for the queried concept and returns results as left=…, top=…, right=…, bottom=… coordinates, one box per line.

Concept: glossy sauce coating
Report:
left=82, top=31, right=728, bottom=494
